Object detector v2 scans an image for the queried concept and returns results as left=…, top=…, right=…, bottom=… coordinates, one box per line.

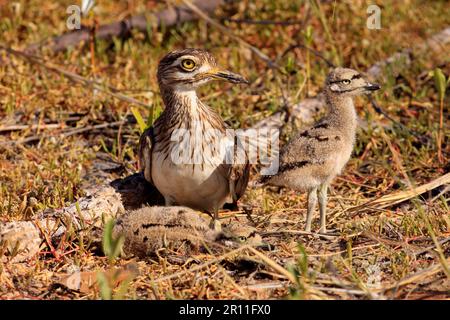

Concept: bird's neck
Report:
left=160, top=87, right=226, bottom=130
left=161, top=87, right=200, bottom=113
left=324, top=92, right=357, bottom=132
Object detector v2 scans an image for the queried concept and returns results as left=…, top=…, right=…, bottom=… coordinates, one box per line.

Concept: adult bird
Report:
left=139, top=49, right=250, bottom=229
left=263, top=68, right=380, bottom=233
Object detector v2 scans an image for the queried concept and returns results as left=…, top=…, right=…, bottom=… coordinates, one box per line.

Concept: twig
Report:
left=279, top=43, right=336, bottom=68
left=0, top=123, right=63, bottom=133
left=0, top=121, right=125, bottom=146
left=262, top=229, right=339, bottom=240
left=347, top=172, right=450, bottom=213
left=369, top=96, right=431, bottom=143
left=381, top=258, right=450, bottom=292
left=61, top=121, right=124, bottom=138
left=245, top=246, right=296, bottom=283
left=413, top=237, right=450, bottom=257
left=221, top=18, right=305, bottom=26
left=152, top=245, right=249, bottom=283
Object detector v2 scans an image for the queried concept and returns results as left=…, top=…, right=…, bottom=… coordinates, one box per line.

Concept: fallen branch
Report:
left=347, top=172, right=450, bottom=213
left=25, top=0, right=224, bottom=53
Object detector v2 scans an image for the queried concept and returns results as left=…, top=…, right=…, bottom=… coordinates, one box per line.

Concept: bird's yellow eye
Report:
left=238, top=236, right=247, bottom=243
left=342, top=79, right=351, bottom=85
left=181, top=59, right=196, bottom=71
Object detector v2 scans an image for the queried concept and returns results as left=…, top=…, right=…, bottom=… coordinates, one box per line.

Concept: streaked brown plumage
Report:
left=139, top=49, right=250, bottom=229
left=113, top=206, right=263, bottom=257
left=264, top=68, right=380, bottom=233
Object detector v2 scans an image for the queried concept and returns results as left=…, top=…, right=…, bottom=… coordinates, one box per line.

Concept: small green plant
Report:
left=432, top=68, right=448, bottom=163
left=102, top=218, right=124, bottom=263
left=287, top=243, right=310, bottom=299
left=302, top=25, right=313, bottom=96
left=97, top=219, right=135, bottom=300
left=131, top=107, right=148, bottom=134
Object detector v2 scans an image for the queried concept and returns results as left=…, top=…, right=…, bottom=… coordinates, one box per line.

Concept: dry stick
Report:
left=279, top=43, right=336, bottom=68
left=413, top=237, right=450, bottom=257
left=218, top=265, right=248, bottom=298
left=381, top=258, right=450, bottom=292
left=25, top=0, right=225, bottom=53
left=61, top=121, right=124, bottom=138
left=245, top=246, right=297, bottom=283
left=152, top=245, right=298, bottom=286
left=369, top=96, right=430, bottom=144
left=0, top=121, right=125, bottom=146
left=221, top=18, right=305, bottom=26
left=152, top=245, right=249, bottom=283
left=0, top=123, right=63, bottom=133
left=308, top=243, right=380, bottom=258
left=180, top=0, right=277, bottom=68
left=262, top=229, right=338, bottom=241
left=347, top=172, right=450, bottom=213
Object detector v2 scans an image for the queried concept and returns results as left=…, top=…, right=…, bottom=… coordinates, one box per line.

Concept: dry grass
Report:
left=0, top=0, right=449, bottom=299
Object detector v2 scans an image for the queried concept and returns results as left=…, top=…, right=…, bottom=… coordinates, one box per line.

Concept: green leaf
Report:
left=433, top=68, right=447, bottom=101
left=303, top=25, right=313, bottom=44
left=102, top=219, right=125, bottom=263
left=296, top=243, right=308, bottom=275
left=131, top=107, right=147, bottom=134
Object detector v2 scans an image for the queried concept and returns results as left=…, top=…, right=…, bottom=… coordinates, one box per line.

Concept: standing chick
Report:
left=264, top=68, right=380, bottom=233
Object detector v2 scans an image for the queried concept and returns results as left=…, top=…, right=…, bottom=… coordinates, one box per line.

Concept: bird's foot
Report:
left=317, top=228, right=339, bottom=239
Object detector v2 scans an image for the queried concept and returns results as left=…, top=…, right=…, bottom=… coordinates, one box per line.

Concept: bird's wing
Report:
left=138, top=126, right=155, bottom=185
left=279, top=122, right=344, bottom=165
left=218, top=135, right=251, bottom=204
left=229, top=160, right=251, bottom=203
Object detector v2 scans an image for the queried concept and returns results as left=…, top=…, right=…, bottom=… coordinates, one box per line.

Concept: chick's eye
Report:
left=238, top=236, right=247, bottom=242
left=342, top=79, right=351, bottom=85
left=181, top=59, right=196, bottom=70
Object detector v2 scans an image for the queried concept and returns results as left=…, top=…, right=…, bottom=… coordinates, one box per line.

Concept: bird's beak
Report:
left=256, top=241, right=274, bottom=251
left=364, top=82, right=381, bottom=91
left=208, top=68, right=249, bottom=84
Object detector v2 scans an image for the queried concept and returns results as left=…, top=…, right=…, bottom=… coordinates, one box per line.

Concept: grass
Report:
left=0, top=0, right=449, bottom=299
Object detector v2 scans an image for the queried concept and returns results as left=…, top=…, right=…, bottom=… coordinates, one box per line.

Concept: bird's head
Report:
left=157, top=48, right=248, bottom=91
left=325, top=67, right=380, bottom=96
left=218, top=222, right=272, bottom=250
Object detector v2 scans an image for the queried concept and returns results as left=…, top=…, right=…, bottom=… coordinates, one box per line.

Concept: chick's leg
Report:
left=318, top=183, right=328, bottom=233
left=305, top=187, right=318, bottom=232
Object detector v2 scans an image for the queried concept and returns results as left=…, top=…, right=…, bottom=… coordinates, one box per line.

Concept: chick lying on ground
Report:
left=113, top=206, right=264, bottom=258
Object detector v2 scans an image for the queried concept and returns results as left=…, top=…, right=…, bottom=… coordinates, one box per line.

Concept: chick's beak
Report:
left=208, top=69, right=249, bottom=84
left=364, top=82, right=381, bottom=91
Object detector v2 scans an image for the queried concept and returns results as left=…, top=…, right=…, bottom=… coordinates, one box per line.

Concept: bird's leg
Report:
left=210, top=207, right=222, bottom=232
left=164, top=196, right=175, bottom=206
left=305, top=187, right=318, bottom=232
left=318, top=183, right=328, bottom=233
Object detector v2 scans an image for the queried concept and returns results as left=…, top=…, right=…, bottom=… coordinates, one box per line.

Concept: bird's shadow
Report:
left=109, top=172, right=165, bottom=210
